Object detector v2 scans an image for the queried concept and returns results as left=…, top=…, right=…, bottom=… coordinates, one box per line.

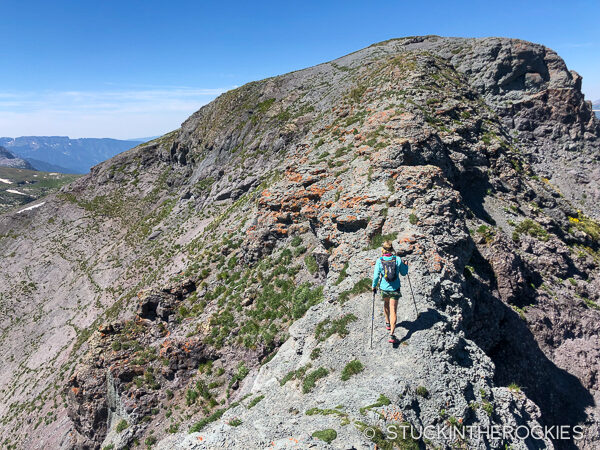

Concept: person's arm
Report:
left=372, top=259, right=381, bottom=291
left=398, top=256, right=409, bottom=276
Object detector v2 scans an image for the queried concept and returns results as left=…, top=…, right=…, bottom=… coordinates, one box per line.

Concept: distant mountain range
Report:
left=0, top=146, right=35, bottom=170
left=0, top=136, right=144, bottom=174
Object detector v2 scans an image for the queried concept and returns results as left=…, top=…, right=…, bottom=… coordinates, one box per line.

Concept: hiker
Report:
left=372, top=240, right=408, bottom=343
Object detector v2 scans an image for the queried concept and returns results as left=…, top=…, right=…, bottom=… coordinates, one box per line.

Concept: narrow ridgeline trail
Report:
left=0, top=36, right=599, bottom=450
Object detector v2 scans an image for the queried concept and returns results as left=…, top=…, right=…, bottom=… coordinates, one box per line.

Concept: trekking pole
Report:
left=406, top=272, right=419, bottom=318
left=370, top=290, right=376, bottom=349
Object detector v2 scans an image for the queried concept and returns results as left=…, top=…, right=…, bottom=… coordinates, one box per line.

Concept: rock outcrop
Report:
left=1, top=36, right=599, bottom=450
left=0, top=146, right=35, bottom=170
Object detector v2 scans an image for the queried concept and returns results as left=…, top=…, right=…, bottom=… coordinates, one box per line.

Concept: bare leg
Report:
left=389, top=298, right=398, bottom=336
left=383, top=297, right=390, bottom=325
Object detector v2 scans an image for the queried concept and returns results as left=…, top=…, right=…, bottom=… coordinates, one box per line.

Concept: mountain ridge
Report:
left=1, top=36, right=599, bottom=450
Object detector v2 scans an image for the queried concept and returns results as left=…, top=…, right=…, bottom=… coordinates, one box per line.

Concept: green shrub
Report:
left=476, top=224, right=495, bottom=243
left=167, top=423, right=180, bottom=433
left=447, top=416, right=463, bottom=429
left=341, top=360, right=364, bottom=381
left=514, top=219, right=548, bottom=241
left=291, top=285, right=323, bottom=319
left=338, top=278, right=371, bottom=304
left=315, top=314, right=357, bottom=341
left=335, top=262, right=349, bottom=285
left=359, top=394, right=391, bottom=415
left=584, top=297, right=600, bottom=310
left=303, top=367, right=329, bottom=393
left=227, top=255, right=238, bottom=270
left=310, top=347, right=321, bottom=360
left=409, top=213, right=418, bottom=225
left=196, top=380, right=213, bottom=400
left=280, top=370, right=296, bottom=386
left=145, top=436, right=157, bottom=447
left=280, top=364, right=312, bottom=386
left=228, top=418, right=242, bottom=427
left=116, top=419, right=128, bottom=433
left=463, top=265, right=474, bottom=279
left=312, top=429, right=337, bottom=444
left=508, top=382, right=521, bottom=392
left=569, top=214, right=600, bottom=242
left=304, top=254, right=318, bottom=275
left=416, top=386, right=429, bottom=397
left=291, top=236, right=303, bottom=247
left=186, top=388, right=199, bottom=406
left=293, top=245, right=307, bottom=257
left=367, top=232, right=398, bottom=250
left=247, top=394, right=264, bottom=409
left=256, top=98, right=276, bottom=113
left=228, top=362, right=250, bottom=389
left=349, top=85, right=366, bottom=102
left=482, top=401, right=493, bottom=416
left=189, top=408, right=226, bottom=433
left=386, top=178, right=395, bottom=193
left=306, top=406, right=347, bottom=417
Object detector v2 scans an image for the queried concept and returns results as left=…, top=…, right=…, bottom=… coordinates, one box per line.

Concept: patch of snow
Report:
left=0, top=178, right=12, bottom=184
left=17, top=202, right=45, bottom=213
left=6, top=189, right=27, bottom=195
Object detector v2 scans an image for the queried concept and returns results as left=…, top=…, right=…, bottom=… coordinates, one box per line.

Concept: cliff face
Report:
left=0, top=146, right=35, bottom=170
left=0, top=36, right=599, bottom=450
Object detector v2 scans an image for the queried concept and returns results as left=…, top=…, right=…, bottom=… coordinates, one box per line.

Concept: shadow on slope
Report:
left=464, top=249, right=594, bottom=450
left=397, top=308, right=446, bottom=344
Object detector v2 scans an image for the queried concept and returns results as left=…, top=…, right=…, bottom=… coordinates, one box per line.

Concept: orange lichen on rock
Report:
left=367, top=109, right=394, bottom=126
left=159, top=340, right=173, bottom=357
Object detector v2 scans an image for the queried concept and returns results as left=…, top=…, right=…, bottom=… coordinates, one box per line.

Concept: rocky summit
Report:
left=0, top=36, right=599, bottom=450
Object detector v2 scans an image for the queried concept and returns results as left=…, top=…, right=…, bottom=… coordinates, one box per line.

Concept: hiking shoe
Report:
left=388, top=335, right=398, bottom=344
left=385, top=322, right=391, bottom=330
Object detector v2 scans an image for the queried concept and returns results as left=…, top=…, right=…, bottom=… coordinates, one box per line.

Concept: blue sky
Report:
left=1, top=0, right=598, bottom=139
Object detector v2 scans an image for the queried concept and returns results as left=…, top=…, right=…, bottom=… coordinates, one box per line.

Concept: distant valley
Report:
left=0, top=166, right=80, bottom=214
left=0, top=136, right=148, bottom=174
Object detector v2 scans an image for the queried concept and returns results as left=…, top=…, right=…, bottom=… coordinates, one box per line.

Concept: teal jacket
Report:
left=372, top=255, right=408, bottom=291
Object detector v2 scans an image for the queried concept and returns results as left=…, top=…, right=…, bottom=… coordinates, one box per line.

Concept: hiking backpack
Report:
left=380, top=257, right=398, bottom=282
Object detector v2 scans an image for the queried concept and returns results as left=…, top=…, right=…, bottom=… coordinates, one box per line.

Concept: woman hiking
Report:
left=372, top=240, right=408, bottom=344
